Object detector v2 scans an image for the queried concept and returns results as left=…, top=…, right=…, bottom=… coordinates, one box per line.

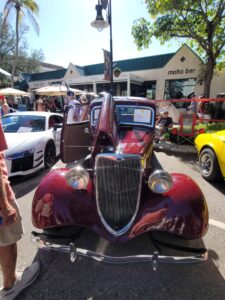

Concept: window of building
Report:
left=164, top=78, right=196, bottom=109
left=145, top=82, right=156, bottom=99
left=130, top=81, right=156, bottom=99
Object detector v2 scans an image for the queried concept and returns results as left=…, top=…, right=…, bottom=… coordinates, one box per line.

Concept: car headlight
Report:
left=6, top=148, right=34, bottom=160
left=148, top=170, right=173, bottom=194
left=65, top=166, right=89, bottom=190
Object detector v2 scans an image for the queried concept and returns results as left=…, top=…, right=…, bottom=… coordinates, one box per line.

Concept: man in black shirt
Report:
left=157, top=111, right=173, bottom=130
left=155, top=111, right=173, bottom=142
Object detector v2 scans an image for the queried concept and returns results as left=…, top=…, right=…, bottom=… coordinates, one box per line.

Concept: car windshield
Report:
left=115, top=106, right=154, bottom=127
left=2, top=115, right=46, bottom=133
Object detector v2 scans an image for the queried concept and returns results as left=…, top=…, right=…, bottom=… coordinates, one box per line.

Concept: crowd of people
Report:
left=1, top=90, right=220, bottom=145
left=0, top=91, right=91, bottom=123
left=34, top=96, right=62, bottom=112
left=34, top=93, right=90, bottom=122
left=66, top=91, right=90, bottom=122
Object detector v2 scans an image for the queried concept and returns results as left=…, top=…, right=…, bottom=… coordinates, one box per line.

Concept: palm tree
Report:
left=3, top=0, right=39, bottom=87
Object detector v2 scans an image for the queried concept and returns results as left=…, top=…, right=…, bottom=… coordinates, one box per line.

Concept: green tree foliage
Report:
left=0, top=14, right=15, bottom=69
left=132, top=0, right=225, bottom=98
left=0, top=13, right=44, bottom=88
left=17, top=48, right=44, bottom=74
left=2, top=0, right=39, bottom=86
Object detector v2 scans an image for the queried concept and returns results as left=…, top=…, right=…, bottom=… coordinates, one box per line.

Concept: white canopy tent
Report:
left=0, top=87, right=30, bottom=97
left=34, top=85, right=85, bottom=96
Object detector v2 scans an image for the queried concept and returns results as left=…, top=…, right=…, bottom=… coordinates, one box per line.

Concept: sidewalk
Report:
left=154, top=141, right=197, bottom=154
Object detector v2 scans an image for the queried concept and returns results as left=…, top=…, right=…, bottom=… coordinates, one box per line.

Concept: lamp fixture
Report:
left=91, top=0, right=113, bottom=95
left=90, top=2, right=109, bottom=32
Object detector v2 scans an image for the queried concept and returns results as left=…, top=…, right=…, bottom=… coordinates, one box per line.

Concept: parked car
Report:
left=2, top=111, right=63, bottom=177
left=31, top=93, right=208, bottom=269
left=195, top=130, right=225, bottom=181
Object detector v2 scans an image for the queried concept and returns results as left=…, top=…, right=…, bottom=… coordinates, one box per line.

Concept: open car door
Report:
left=61, top=106, right=91, bottom=163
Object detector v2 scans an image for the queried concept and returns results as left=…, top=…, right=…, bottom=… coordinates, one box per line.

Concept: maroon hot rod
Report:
left=31, top=93, right=208, bottom=269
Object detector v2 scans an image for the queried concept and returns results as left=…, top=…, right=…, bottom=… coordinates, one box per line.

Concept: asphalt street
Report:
left=1, top=150, right=225, bottom=300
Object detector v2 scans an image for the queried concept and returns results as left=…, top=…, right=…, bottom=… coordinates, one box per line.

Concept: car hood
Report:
left=195, top=129, right=225, bottom=148
left=212, top=130, right=225, bottom=139
left=4, top=132, right=44, bottom=155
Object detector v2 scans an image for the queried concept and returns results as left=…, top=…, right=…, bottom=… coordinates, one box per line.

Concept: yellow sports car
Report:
left=195, top=130, right=225, bottom=181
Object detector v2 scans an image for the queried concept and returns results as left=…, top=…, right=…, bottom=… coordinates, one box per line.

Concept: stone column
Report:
left=93, top=81, right=97, bottom=93
left=127, top=73, right=131, bottom=96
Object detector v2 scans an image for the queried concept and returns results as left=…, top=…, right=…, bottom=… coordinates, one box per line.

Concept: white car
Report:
left=2, top=111, right=63, bottom=177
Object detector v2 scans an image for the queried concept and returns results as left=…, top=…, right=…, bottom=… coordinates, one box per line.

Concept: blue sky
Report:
left=1, top=0, right=180, bottom=68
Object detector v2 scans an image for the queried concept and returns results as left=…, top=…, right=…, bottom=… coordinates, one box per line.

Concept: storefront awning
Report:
left=66, top=73, right=145, bottom=86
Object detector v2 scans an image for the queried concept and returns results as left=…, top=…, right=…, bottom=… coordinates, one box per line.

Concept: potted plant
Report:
left=113, top=67, right=122, bottom=78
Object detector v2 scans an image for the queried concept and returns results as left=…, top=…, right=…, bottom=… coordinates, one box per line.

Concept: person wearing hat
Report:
left=67, top=91, right=78, bottom=106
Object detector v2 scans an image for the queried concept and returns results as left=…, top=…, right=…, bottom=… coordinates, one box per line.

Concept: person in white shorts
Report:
left=0, top=123, right=40, bottom=300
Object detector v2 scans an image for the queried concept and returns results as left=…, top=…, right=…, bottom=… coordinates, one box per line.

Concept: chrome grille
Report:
left=96, top=154, right=142, bottom=236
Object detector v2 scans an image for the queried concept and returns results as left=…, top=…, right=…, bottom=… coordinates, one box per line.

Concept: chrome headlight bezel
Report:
left=65, top=166, right=90, bottom=190
left=148, top=170, right=173, bottom=194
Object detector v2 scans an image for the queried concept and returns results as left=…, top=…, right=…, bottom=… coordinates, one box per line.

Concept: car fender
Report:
left=31, top=136, right=54, bottom=164
left=32, top=168, right=99, bottom=229
left=37, top=134, right=56, bottom=155
left=195, top=132, right=225, bottom=177
left=129, top=173, right=209, bottom=240
left=32, top=169, right=208, bottom=242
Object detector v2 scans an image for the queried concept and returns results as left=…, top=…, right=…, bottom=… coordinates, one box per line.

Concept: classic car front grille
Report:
left=96, top=155, right=142, bottom=235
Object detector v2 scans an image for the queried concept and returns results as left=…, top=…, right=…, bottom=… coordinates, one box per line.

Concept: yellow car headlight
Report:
left=65, top=166, right=89, bottom=190
left=148, top=170, right=173, bottom=194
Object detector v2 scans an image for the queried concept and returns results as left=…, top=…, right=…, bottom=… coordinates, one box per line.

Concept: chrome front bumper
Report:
left=31, top=232, right=208, bottom=271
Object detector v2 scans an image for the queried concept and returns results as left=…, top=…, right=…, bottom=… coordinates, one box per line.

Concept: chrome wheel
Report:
left=199, top=148, right=222, bottom=181
left=200, top=152, right=213, bottom=176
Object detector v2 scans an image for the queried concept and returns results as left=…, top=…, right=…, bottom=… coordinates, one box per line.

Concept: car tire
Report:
left=199, top=148, right=223, bottom=181
left=44, top=141, right=56, bottom=168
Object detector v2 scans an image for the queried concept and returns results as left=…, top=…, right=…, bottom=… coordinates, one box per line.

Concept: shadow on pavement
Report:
left=10, top=159, right=60, bottom=199
left=154, top=148, right=199, bottom=173
left=154, top=149, right=225, bottom=196
left=17, top=230, right=225, bottom=300
left=161, top=150, right=225, bottom=196
left=208, top=180, right=225, bottom=196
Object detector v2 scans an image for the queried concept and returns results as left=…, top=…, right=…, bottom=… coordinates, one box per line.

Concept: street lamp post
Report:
left=91, top=0, right=113, bottom=95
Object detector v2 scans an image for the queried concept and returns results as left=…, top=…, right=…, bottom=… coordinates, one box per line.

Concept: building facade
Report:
left=22, top=44, right=225, bottom=100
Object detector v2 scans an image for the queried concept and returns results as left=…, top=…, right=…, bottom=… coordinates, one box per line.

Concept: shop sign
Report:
left=168, top=68, right=195, bottom=75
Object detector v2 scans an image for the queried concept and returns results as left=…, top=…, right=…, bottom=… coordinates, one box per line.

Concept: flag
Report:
left=103, top=49, right=111, bottom=81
